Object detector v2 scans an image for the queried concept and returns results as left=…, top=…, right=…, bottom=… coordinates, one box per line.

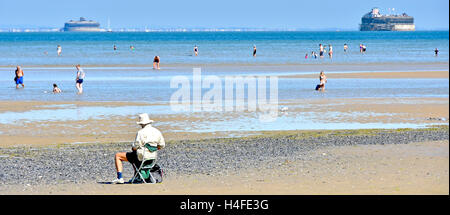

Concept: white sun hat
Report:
left=136, top=113, right=154, bottom=125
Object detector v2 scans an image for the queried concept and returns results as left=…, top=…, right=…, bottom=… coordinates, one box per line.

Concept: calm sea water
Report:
left=0, top=31, right=448, bottom=66
left=0, top=31, right=448, bottom=131
left=0, top=31, right=448, bottom=102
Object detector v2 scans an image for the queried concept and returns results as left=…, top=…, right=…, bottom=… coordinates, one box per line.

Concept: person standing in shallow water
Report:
left=435, top=48, right=439, bottom=56
left=344, top=44, right=348, bottom=52
left=57, top=45, right=62, bottom=56
left=318, top=71, right=327, bottom=92
left=153, top=56, right=160, bottom=70
left=75, top=64, right=85, bottom=94
left=319, top=44, right=324, bottom=58
left=253, top=45, right=257, bottom=57
left=14, top=66, right=24, bottom=88
left=194, top=45, right=198, bottom=56
left=328, top=45, right=333, bottom=59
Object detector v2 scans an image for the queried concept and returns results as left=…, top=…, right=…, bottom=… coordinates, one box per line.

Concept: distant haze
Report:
left=0, top=0, right=448, bottom=30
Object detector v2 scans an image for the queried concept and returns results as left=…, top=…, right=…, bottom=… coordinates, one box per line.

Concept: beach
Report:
left=0, top=127, right=448, bottom=194
left=0, top=31, right=449, bottom=194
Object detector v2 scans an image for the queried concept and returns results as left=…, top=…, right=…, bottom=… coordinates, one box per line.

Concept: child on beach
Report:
left=315, top=71, right=327, bottom=92
left=344, top=44, right=348, bottom=52
left=53, top=84, right=61, bottom=93
left=305, top=53, right=308, bottom=59
left=194, top=45, right=198, bottom=56
left=75, top=64, right=85, bottom=94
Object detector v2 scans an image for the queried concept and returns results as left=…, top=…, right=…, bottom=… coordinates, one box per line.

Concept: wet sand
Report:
left=281, top=70, right=449, bottom=79
left=0, top=97, right=448, bottom=147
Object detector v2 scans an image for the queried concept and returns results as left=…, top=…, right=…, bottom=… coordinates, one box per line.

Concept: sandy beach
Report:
left=0, top=127, right=448, bottom=195
left=0, top=55, right=448, bottom=195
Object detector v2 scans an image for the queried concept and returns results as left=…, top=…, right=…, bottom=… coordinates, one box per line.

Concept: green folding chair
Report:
left=131, top=143, right=158, bottom=184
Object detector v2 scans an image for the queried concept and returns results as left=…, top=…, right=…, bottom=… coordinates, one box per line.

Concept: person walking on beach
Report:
left=194, top=45, right=198, bottom=56
left=57, top=45, right=62, bottom=56
left=112, top=113, right=165, bottom=184
left=319, top=44, right=324, bottom=58
left=344, top=44, right=348, bottom=52
left=435, top=48, right=439, bottom=56
left=328, top=45, right=333, bottom=59
left=53, top=84, right=61, bottom=93
left=253, top=45, right=257, bottom=57
left=14, top=66, right=24, bottom=88
left=153, top=56, right=160, bottom=69
left=75, top=64, right=85, bottom=94
left=316, top=71, right=327, bottom=92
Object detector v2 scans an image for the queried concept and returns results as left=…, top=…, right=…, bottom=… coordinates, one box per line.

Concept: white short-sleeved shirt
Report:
left=132, top=124, right=165, bottom=161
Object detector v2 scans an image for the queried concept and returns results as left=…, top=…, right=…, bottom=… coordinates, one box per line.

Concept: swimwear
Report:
left=15, top=76, right=23, bottom=85
left=319, top=51, right=324, bottom=56
left=76, top=79, right=83, bottom=84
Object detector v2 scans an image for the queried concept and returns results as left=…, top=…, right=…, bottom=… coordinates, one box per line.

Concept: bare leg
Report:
left=76, top=83, right=82, bottom=94
left=115, top=152, right=128, bottom=173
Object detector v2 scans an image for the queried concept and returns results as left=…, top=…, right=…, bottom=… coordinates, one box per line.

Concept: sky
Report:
left=0, top=0, right=448, bottom=30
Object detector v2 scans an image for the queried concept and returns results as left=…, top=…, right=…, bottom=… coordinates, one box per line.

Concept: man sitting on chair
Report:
left=112, top=113, right=165, bottom=184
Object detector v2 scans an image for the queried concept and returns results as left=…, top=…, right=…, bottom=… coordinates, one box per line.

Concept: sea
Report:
left=0, top=31, right=448, bottom=66
left=0, top=31, right=448, bottom=131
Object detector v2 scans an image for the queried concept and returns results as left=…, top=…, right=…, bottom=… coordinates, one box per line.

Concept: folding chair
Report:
left=131, top=158, right=157, bottom=184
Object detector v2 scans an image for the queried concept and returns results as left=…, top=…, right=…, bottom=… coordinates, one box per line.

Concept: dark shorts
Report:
left=76, top=79, right=83, bottom=84
left=15, top=76, right=23, bottom=85
left=126, top=151, right=141, bottom=168
left=319, top=51, right=324, bottom=56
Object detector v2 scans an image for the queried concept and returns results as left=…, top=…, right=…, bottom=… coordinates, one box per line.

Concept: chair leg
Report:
left=148, top=172, right=156, bottom=184
left=131, top=164, right=138, bottom=184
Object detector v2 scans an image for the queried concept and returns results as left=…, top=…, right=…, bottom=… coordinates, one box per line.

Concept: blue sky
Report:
left=0, top=0, right=448, bottom=30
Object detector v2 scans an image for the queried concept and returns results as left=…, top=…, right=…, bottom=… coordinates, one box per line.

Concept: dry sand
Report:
left=5, top=140, right=448, bottom=195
